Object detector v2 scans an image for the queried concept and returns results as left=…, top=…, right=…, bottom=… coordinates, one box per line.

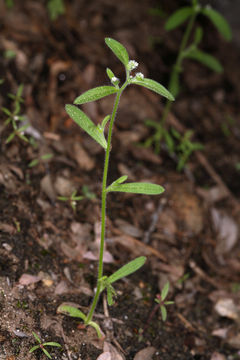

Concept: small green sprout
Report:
left=2, top=84, right=29, bottom=144
left=171, top=128, right=204, bottom=171
left=4, top=49, right=16, bottom=59
left=82, top=185, right=96, bottom=200
left=29, top=332, right=61, bottom=359
left=145, top=0, right=232, bottom=155
left=57, top=38, right=174, bottom=337
left=47, top=0, right=65, bottom=20
left=58, top=190, right=84, bottom=212
left=28, top=153, right=53, bottom=168
left=155, top=282, right=174, bottom=321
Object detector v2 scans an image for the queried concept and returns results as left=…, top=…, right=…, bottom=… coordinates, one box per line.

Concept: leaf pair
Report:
left=155, top=282, right=174, bottom=321
left=57, top=304, right=103, bottom=338
left=165, top=5, right=232, bottom=41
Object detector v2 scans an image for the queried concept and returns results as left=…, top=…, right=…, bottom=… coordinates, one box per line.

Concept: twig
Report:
left=143, top=198, right=167, bottom=244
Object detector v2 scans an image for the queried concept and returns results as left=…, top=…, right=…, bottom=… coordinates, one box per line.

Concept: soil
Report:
left=0, top=0, right=240, bottom=359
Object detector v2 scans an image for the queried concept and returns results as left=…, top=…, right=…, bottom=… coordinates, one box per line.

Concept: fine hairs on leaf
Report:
left=63, top=37, right=174, bottom=337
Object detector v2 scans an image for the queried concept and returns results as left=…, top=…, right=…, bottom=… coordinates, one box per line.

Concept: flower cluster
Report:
left=127, top=60, right=139, bottom=71
left=135, top=72, right=144, bottom=80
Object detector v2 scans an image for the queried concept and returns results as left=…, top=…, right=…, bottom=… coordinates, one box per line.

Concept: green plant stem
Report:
left=86, top=80, right=128, bottom=324
left=160, top=11, right=197, bottom=128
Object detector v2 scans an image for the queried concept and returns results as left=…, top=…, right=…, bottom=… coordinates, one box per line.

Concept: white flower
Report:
left=111, top=76, right=119, bottom=82
left=135, top=72, right=144, bottom=80
left=128, top=60, right=139, bottom=71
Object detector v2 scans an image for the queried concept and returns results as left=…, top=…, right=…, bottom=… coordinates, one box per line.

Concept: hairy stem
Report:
left=86, top=80, right=128, bottom=324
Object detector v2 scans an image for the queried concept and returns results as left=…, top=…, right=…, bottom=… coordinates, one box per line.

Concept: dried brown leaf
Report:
left=133, top=346, right=156, bottom=360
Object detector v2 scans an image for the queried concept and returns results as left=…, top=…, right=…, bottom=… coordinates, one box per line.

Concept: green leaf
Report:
left=160, top=305, right=167, bottom=321
left=110, top=175, right=128, bottom=186
left=169, top=71, right=180, bottom=98
left=201, top=7, right=232, bottom=41
left=32, top=331, right=41, bottom=344
left=88, top=320, right=103, bottom=338
left=28, top=159, right=39, bottom=168
left=107, top=181, right=165, bottom=195
left=6, top=132, right=15, bottom=144
left=41, top=153, right=53, bottom=161
left=29, top=345, right=40, bottom=353
left=42, top=348, right=52, bottom=359
left=131, top=78, right=174, bottom=101
left=74, top=86, right=118, bottom=105
left=106, top=284, right=116, bottom=306
left=2, top=107, right=12, bottom=116
left=65, top=104, right=107, bottom=149
left=107, top=256, right=146, bottom=284
left=57, top=304, right=86, bottom=322
left=106, top=68, right=115, bottom=81
left=165, top=301, right=174, bottom=305
left=186, top=48, right=223, bottom=73
left=44, top=342, right=62, bottom=347
left=105, top=38, right=129, bottom=66
left=165, top=7, right=193, bottom=31
left=161, top=282, right=170, bottom=301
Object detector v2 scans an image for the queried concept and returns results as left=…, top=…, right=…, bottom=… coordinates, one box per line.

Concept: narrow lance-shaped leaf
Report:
left=131, top=78, right=174, bottom=101
left=74, top=86, right=118, bottom=105
left=42, top=348, right=51, bottom=359
left=57, top=304, right=86, bottom=321
left=165, top=7, right=193, bottom=31
left=201, top=7, right=232, bottom=41
left=65, top=104, right=107, bottom=149
left=44, top=342, right=62, bottom=347
left=107, top=181, right=165, bottom=195
left=186, top=48, right=223, bottom=73
left=161, top=305, right=167, bottom=321
left=107, top=256, right=146, bottom=284
left=29, top=345, right=40, bottom=353
left=105, top=38, right=129, bottom=66
left=161, top=282, right=170, bottom=301
left=32, top=332, right=41, bottom=343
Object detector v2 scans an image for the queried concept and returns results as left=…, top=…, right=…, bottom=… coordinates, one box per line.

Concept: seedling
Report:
left=82, top=185, right=96, bottom=200
left=138, top=282, right=174, bottom=340
left=57, top=38, right=174, bottom=337
left=171, top=128, right=204, bottom=171
left=2, top=84, right=29, bottom=144
left=29, top=332, right=61, bottom=359
left=155, top=282, right=174, bottom=321
left=146, top=0, right=232, bottom=155
left=58, top=190, right=84, bottom=212
left=28, top=153, right=53, bottom=168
